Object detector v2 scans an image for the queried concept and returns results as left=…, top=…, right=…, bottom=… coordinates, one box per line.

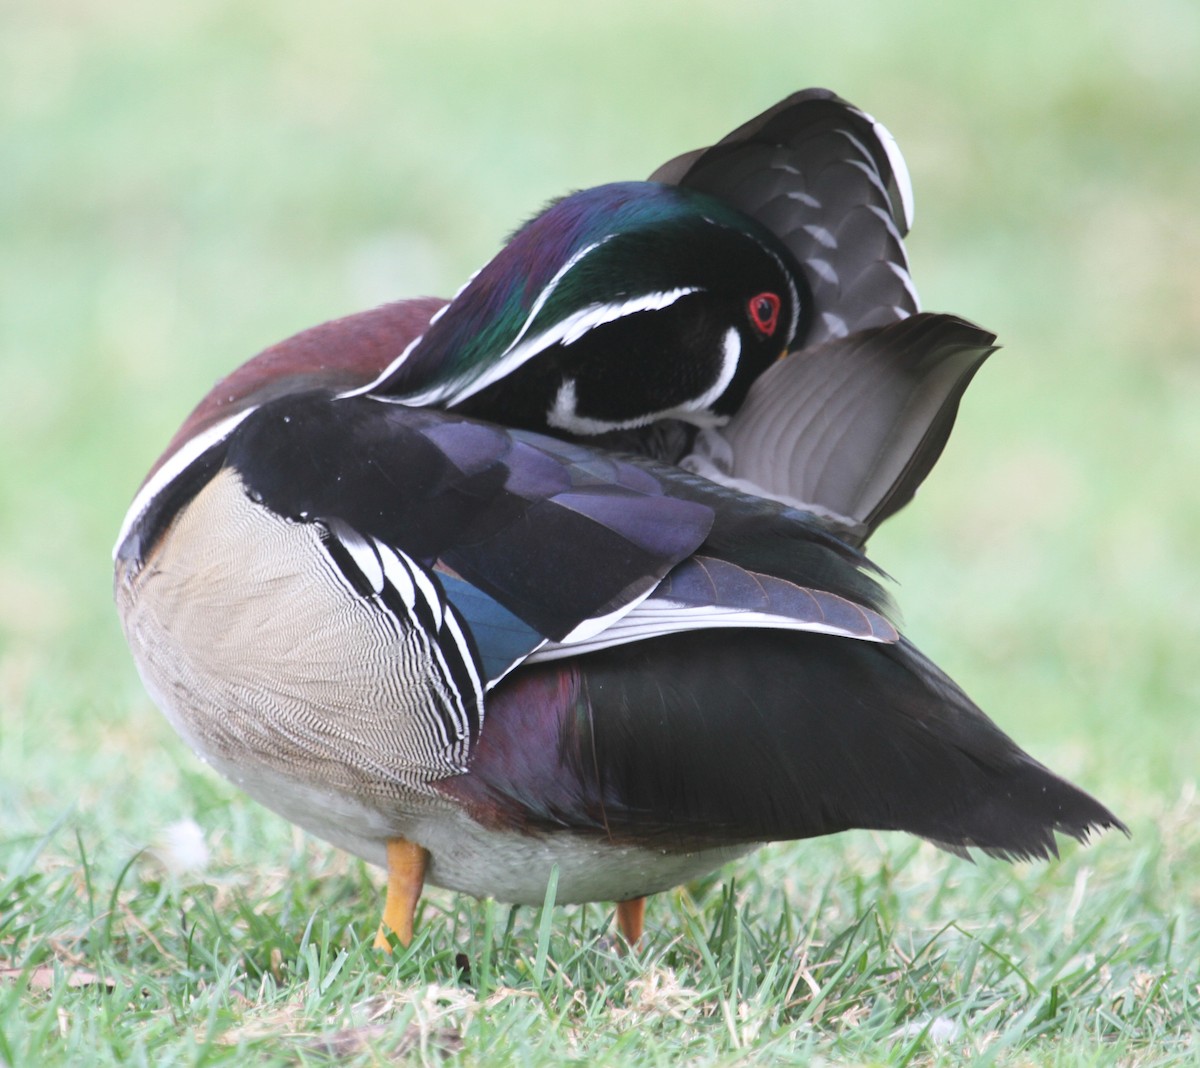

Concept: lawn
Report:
left=2, top=1, right=1199, bottom=1063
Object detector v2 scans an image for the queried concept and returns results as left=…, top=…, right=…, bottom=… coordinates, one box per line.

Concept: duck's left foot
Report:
left=616, top=896, right=646, bottom=945
left=374, top=837, right=429, bottom=951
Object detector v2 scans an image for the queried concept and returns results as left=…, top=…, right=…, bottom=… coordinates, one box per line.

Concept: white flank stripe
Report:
left=440, top=607, right=484, bottom=714
left=113, top=407, right=258, bottom=560
left=328, top=521, right=384, bottom=592
left=409, top=563, right=444, bottom=631
left=428, top=642, right=469, bottom=746
left=422, top=597, right=482, bottom=752
left=312, top=526, right=480, bottom=759
left=376, top=542, right=418, bottom=610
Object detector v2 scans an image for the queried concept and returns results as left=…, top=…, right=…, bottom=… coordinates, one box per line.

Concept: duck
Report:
left=113, top=90, right=1124, bottom=950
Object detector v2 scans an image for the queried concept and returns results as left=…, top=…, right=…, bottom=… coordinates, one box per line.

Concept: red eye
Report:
left=747, top=292, right=781, bottom=337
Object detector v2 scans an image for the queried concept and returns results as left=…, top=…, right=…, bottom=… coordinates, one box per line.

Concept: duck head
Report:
left=353, top=181, right=810, bottom=435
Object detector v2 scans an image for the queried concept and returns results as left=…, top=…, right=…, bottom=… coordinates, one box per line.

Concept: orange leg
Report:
left=374, top=838, right=429, bottom=951
left=616, top=897, right=646, bottom=945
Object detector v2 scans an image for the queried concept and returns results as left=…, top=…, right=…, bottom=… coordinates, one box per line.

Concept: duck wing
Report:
left=687, top=313, right=997, bottom=545
left=652, top=87, right=918, bottom=344
left=447, top=628, right=1124, bottom=861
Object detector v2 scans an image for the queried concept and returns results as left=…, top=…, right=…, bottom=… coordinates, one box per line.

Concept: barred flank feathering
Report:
left=317, top=523, right=483, bottom=766
left=117, top=469, right=482, bottom=794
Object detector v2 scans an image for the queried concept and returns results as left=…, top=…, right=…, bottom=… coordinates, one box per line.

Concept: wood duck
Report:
left=114, top=90, right=1124, bottom=950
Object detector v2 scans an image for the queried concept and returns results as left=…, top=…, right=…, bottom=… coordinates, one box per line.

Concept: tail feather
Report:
left=465, top=629, right=1127, bottom=859
left=695, top=313, right=997, bottom=547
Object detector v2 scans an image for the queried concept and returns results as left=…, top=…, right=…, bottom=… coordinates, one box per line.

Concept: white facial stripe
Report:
left=499, top=239, right=608, bottom=355
left=378, top=238, right=610, bottom=408
left=559, top=287, right=701, bottom=346
left=683, top=326, right=741, bottom=413
left=353, top=205, right=808, bottom=412
left=337, top=329, right=427, bottom=401
left=546, top=326, right=741, bottom=436
left=451, top=265, right=484, bottom=301
left=338, top=264, right=489, bottom=402
left=547, top=378, right=580, bottom=429
left=427, top=282, right=700, bottom=408
left=113, top=406, right=258, bottom=560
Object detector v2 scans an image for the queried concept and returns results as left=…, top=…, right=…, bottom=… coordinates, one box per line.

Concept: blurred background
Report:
left=2, top=0, right=1197, bottom=863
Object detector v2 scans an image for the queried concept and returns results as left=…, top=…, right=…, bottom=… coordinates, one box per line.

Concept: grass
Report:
left=3, top=0, right=1199, bottom=1063
left=3, top=820, right=1197, bottom=1064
